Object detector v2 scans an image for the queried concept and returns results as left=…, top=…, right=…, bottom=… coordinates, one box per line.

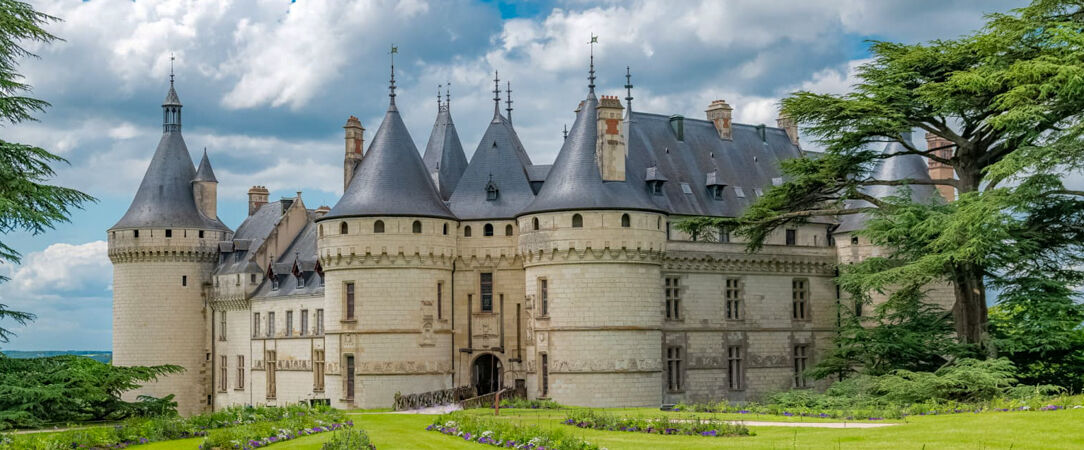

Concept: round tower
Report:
left=317, top=66, right=457, bottom=408
left=109, top=76, right=232, bottom=416
left=518, top=86, right=667, bottom=407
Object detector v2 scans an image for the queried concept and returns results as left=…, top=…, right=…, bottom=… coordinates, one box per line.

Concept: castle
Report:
left=108, top=56, right=952, bottom=415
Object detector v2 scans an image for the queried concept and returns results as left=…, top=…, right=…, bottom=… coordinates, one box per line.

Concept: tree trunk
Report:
left=951, top=263, right=989, bottom=348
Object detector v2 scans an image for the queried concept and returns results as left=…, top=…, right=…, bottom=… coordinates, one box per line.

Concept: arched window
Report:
left=464, top=226, right=472, bottom=237
left=484, top=223, right=494, bottom=236
left=532, top=217, right=539, bottom=230
left=340, top=222, right=348, bottom=235
left=443, top=223, right=448, bottom=235
left=505, top=224, right=514, bottom=236
left=572, top=214, right=583, bottom=228
left=412, top=220, right=422, bottom=234
left=657, top=217, right=662, bottom=230
left=621, top=213, right=630, bottom=228
left=374, top=220, right=385, bottom=233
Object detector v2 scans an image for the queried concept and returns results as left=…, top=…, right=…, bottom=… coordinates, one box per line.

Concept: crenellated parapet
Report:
left=523, top=246, right=664, bottom=267
left=517, top=210, right=667, bottom=263
left=317, top=216, right=457, bottom=271
left=664, top=245, right=836, bottom=276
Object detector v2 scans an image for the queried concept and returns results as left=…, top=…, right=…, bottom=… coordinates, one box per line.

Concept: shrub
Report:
left=200, top=409, right=350, bottom=449
left=497, top=398, right=563, bottom=409
left=322, top=427, right=376, bottom=450
left=564, top=410, right=751, bottom=437
left=428, top=412, right=599, bottom=450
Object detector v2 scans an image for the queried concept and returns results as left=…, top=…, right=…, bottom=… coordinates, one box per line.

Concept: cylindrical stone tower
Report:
left=109, top=78, right=232, bottom=416
left=317, top=80, right=458, bottom=408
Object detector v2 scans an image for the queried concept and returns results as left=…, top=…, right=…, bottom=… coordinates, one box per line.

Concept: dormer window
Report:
left=297, top=275, right=304, bottom=288
left=710, top=186, right=725, bottom=200
left=485, top=179, right=499, bottom=201
left=650, top=182, right=664, bottom=195
left=645, top=166, right=668, bottom=196
left=271, top=277, right=280, bottom=291
left=706, top=171, right=727, bottom=201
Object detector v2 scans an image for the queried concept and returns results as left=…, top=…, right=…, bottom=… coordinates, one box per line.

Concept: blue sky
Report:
left=0, top=0, right=1027, bottom=350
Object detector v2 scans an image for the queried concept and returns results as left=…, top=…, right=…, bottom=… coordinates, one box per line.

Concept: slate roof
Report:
left=521, top=94, right=662, bottom=215
left=194, top=149, right=218, bottom=182
left=836, top=141, right=941, bottom=233
left=448, top=113, right=536, bottom=220
left=323, top=101, right=456, bottom=220
left=111, top=84, right=229, bottom=231
left=253, top=217, right=323, bottom=299
left=214, top=201, right=284, bottom=275
left=626, top=113, right=804, bottom=218
left=422, top=107, right=469, bottom=201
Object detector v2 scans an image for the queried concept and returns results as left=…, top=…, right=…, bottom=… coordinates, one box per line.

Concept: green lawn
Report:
left=122, top=407, right=1083, bottom=449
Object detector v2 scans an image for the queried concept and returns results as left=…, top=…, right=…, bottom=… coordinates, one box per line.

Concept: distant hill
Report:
left=1, top=350, right=112, bottom=363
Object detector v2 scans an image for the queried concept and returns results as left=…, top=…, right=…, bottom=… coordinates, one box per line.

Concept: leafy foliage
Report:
left=989, top=283, right=1084, bottom=391
left=429, top=413, right=600, bottom=450
left=200, top=410, right=351, bottom=450
left=322, top=427, right=376, bottom=450
left=0, top=355, right=182, bottom=430
left=563, top=409, right=751, bottom=437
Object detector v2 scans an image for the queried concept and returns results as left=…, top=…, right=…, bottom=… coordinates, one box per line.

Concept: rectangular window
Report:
left=218, top=311, right=227, bottom=341
left=165, top=229, right=172, bottom=238
left=316, top=309, right=325, bottom=335
left=437, top=282, right=443, bottom=320
left=794, top=344, right=810, bottom=388
left=855, top=300, right=863, bottom=317
left=251, top=273, right=257, bottom=284
left=718, top=226, right=731, bottom=243
left=345, top=282, right=355, bottom=320
left=540, top=353, right=549, bottom=397
left=666, top=346, right=684, bottom=392
left=285, top=310, right=293, bottom=337
left=199, top=230, right=205, bottom=239
left=792, top=279, right=809, bottom=320
left=786, top=229, right=797, bottom=246
left=480, top=273, right=493, bottom=312
left=345, top=355, right=355, bottom=400
left=219, top=355, right=228, bottom=392
left=267, top=312, right=275, bottom=337
left=665, top=277, right=681, bottom=320
left=539, top=279, right=549, bottom=316
left=725, top=278, right=742, bottom=320
left=265, top=350, right=276, bottom=399
left=301, top=309, right=309, bottom=336
left=313, top=349, right=326, bottom=392
left=182, top=275, right=187, bottom=287
left=253, top=313, right=260, bottom=337
left=237, top=355, right=245, bottom=390
left=728, top=345, right=744, bottom=390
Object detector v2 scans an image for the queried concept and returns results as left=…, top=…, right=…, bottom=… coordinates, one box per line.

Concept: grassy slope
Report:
left=69, top=407, right=1084, bottom=449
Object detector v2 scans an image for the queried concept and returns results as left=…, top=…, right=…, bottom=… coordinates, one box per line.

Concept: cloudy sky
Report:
left=0, top=0, right=1026, bottom=350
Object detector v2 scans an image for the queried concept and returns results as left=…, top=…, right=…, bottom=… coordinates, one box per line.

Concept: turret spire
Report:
left=437, top=84, right=444, bottom=112
left=445, top=81, right=451, bottom=110
left=389, top=44, right=398, bottom=105
left=588, top=34, right=598, bottom=94
left=169, top=52, right=175, bottom=87
left=563, top=124, right=568, bottom=140
left=624, top=66, right=634, bottom=116
left=505, top=81, right=513, bottom=125
left=162, top=53, right=182, bottom=133
left=492, top=70, right=501, bottom=117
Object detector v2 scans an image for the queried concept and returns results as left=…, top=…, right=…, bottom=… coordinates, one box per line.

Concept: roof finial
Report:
left=169, top=52, right=175, bottom=87
left=588, top=34, right=598, bottom=94
left=445, top=81, right=451, bottom=109
left=389, top=44, right=398, bottom=104
left=492, top=70, right=501, bottom=117
left=563, top=124, right=568, bottom=140
left=437, top=84, right=442, bottom=110
left=624, top=66, right=634, bottom=115
left=505, top=81, right=513, bottom=125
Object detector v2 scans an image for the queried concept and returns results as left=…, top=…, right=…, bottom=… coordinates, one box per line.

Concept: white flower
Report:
left=482, top=430, right=494, bottom=438
left=528, top=437, right=544, bottom=446
left=445, top=420, right=458, bottom=428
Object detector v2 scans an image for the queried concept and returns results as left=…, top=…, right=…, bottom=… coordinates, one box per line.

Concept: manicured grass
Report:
left=70, top=406, right=1084, bottom=449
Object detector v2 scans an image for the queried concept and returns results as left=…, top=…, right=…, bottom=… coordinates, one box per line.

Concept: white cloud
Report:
left=5, top=241, right=110, bottom=296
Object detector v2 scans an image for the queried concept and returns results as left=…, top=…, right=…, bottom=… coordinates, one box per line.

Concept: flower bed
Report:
left=200, top=412, right=352, bottom=449
left=321, top=427, right=376, bottom=450
left=497, top=398, right=563, bottom=409
left=563, top=410, right=751, bottom=438
left=427, top=413, right=601, bottom=450
left=4, top=405, right=342, bottom=450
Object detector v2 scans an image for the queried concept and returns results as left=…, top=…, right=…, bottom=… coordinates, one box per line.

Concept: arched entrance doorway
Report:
left=471, top=353, right=502, bottom=396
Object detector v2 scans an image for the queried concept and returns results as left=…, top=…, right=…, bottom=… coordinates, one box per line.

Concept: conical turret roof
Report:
left=323, top=102, right=455, bottom=220
left=449, top=113, right=535, bottom=219
left=521, top=93, right=661, bottom=215
left=422, top=107, right=468, bottom=201
left=111, top=83, right=229, bottom=231
left=836, top=140, right=941, bottom=233
left=194, top=149, right=218, bottom=182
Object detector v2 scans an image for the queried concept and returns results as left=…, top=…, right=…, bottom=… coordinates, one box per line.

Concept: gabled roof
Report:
left=520, top=94, right=662, bottom=215
left=214, top=201, right=284, bottom=275
left=836, top=141, right=941, bottom=233
left=422, top=107, right=468, bottom=201
left=194, top=149, right=218, bottom=182
left=323, top=101, right=456, bottom=220
left=253, top=219, right=323, bottom=299
left=448, top=113, right=535, bottom=220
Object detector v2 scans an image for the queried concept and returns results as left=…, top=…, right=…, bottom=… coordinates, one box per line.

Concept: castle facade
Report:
left=109, top=61, right=950, bottom=415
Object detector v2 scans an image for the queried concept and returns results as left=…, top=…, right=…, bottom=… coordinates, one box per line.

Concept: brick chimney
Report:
left=925, top=132, right=956, bottom=201
left=777, top=112, right=799, bottom=147
left=596, top=95, right=626, bottom=181
left=247, top=185, right=269, bottom=216
left=314, top=205, right=331, bottom=218
left=705, top=100, right=733, bottom=140
left=343, top=116, right=365, bottom=191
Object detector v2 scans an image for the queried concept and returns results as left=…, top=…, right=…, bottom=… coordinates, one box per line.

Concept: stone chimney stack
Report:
left=705, top=100, right=733, bottom=140
left=344, top=115, right=365, bottom=191
left=777, top=112, right=799, bottom=147
left=247, top=185, right=269, bottom=216
left=596, top=95, right=626, bottom=181
left=925, top=132, right=956, bottom=201
left=314, top=205, right=331, bottom=218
